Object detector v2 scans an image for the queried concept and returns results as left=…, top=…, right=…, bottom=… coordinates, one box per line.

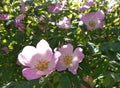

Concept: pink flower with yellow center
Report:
left=56, top=44, right=84, bottom=74
left=80, top=10, right=105, bottom=30
left=18, top=39, right=61, bottom=80
left=0, top=14, right=9, bottom=20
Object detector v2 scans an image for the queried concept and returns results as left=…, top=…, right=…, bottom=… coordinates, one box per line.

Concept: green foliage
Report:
left=0, top=0, right=120, bottom=88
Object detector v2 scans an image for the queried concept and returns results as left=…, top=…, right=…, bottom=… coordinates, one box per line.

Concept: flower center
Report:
left=63, top=56, right=72, bottom=66
left=88, top=21, right=96, bottom=27
left=35, top=60, right=49, bottom=71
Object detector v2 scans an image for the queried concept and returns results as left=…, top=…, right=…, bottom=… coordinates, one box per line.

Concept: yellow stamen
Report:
left=63, top=56, right=72, bottom=66
left=35, top=60, right=49, bottom=71
left=88, top=21, right=96, bottom=27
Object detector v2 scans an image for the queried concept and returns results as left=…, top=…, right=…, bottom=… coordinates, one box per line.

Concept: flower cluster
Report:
left=18, top=39, right=84, bottom=80
left=13, top=0, right=106, bottom=31
left=48, top=0, right=105, bottom=30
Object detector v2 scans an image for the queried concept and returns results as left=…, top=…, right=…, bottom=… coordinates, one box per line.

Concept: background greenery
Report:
left=0, top=0, right=120, bottom=88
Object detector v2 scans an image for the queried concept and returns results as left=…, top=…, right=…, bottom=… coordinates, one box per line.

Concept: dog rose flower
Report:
left=56, top=44, right=84, bottom=74
left=80, top=10, right=105, bottom=30
left=18, top=39, right=61, bottom=80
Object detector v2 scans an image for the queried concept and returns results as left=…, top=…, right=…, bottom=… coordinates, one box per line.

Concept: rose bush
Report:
left=0, top=0, right=120, bottom=88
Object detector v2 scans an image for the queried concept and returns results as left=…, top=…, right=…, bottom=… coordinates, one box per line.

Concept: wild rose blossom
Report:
left=80, top=10, right=105, bottom=30
left=18, top=39, right=61, bottom=80
left=15, top=14, right=25, bottom=31
left=48, top=1, right=66, bottom=14
left=0, top=14, right=9, bottom=20
left=57, top=17, right=71, bottom=29
left=56, top=44, right=84, bottom=74
left=78, top=0, right=95, bottom=12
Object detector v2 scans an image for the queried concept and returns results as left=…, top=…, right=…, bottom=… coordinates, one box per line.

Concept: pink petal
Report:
left=78, top=7, right=88, bottom=12
left=81, top=12, right=95, bottom=24
left=95, top=10, right=105, bottom=20
left=48, top=2, right=61, bottom=13
left=18, top=46, right=37, bottom=66
left=16, top=22, right=25, bottom=31
left=49, top=51, right=61, bottom=71
left=57, top=17, right=71, bottom=29
left=68, top=48, right=84, bottom=74
left=15, top=14, right=25, bottom=31
left=15, top=14, right=23, bottom=23
left=56, top=61, right=67, bottom=71
left=68, top=63, right=79, bottom=74
left=59, top=44, right=73, bottom=56
left=22, top=68, right=42, bottom=80
left=36, top=39, right=52, bottom=55
left=0, top=14, right=9, bottom=20
left=73, top=48, right=84, bottom=63
left=21, top=0, right=26, bottom=14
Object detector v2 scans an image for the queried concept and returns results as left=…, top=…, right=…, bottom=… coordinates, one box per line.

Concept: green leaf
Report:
left=103, top=74, right=115, bottom=88
left=57, top=73, right=72, bottom=88
left=99, top=42, right=120, bottom=53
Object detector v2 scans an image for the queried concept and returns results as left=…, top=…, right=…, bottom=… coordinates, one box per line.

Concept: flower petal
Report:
left=59, top=44, right=73, bottom=56
left=73, top=47, right=84, bottom=63
left=18, top=46, right=37, bottom=66
left=56, top=57, right=68, bottom=71
left=95, top=10, right=105, bottom=20
left=22, top=68, right=42, bottom=80
left=36, top=39, right=52, bottom=55
left=49, top=51, right=61, bottom=71
left=68, top=63, right=79, bottom=74
left=0, top=14, right=9, bottom=20
left=21, top=0, right=26, bottom=14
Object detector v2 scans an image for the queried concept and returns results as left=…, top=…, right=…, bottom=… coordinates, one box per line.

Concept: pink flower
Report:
left=78, top=0, right=95, bottom=12
left=15, top=14, right=25, bottom=31
left=57, top=17, right=71, bottom=29
left=80, top=10, right=105, bottom=30
left=56, top=44, right=84, bottom=74
left=21, top=0, right=26, bottom=14
left=0, top=14, right=9, bottom=20
left=48, top=2, right=63, bottom=14
left=2, top=47, right=9, bottom=54
left=18, top=39, right=61, bottom=80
